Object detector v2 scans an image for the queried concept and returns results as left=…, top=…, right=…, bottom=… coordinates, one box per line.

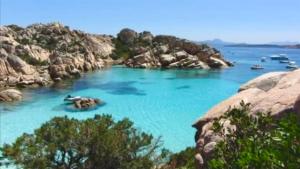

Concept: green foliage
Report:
left=18, top=53, right=48, bottom=66
left=111, top=38, right=133, bottom=60
left=163, top=147, right=196, bottom=169
left=2, top=115, right=163, bottom=169
left=208, top=102, right=300, bottom=169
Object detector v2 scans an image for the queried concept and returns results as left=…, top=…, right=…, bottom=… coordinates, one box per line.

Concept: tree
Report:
left=163, top=147, right=196, bottom=169
left=208, top=102, right=300, bottom=169
left=2, top=115, right=163, bottom=169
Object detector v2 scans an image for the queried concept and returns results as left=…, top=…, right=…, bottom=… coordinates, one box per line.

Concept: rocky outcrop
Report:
left=73, top=98, right=102, bottom=109
left=193, top=69, right=300, bottom=168
left=0, top=89, right=22, bottom=102
left=0, top=23, right=114, bottom=88
left=116, top=28, right=231, bottom=69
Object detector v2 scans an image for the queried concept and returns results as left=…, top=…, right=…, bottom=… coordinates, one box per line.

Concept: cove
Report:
left=1, top=46, right=300, bottom=152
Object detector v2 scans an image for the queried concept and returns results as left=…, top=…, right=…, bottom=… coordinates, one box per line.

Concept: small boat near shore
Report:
left=279, top=60, right=296, bottom=64
left=279, top=60, right=290, bottom=63
left=251, top=64, right=264, bottom=70
left=270, top=54, right=289, bottom=60
left=64, top=95, right=82, bottom=102
left=286, top=63, right=299, bottom=69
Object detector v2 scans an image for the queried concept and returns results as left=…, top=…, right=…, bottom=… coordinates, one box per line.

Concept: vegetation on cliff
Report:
left=159, top=103, right=300, bottom=169
left=208, top=103, right=300, bottom=169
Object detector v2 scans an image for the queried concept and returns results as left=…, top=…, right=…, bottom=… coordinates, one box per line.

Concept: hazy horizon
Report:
left=1, top=0, right=299, bottom=44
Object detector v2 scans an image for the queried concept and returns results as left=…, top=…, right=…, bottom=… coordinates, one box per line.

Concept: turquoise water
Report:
left=1, top=47, right=300, bottom=153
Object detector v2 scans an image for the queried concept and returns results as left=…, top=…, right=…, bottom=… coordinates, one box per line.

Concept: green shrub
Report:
left=164, top=147, right=196, bottom=169
left=111, top=38, right=133, bottom=60
left=18, top=53, right=48, bottom=66
left=2, top=115, right=164, bottom=169
left=209, top=102, right=300, bottom=169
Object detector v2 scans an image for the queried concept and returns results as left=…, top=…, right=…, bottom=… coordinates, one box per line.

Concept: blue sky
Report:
left=1, top=0, right=299, bottom=43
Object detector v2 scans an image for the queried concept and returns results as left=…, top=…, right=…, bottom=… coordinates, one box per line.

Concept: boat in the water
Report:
left=286, top=63, right=299, bottom=69
left=251, top=64, right=264, bottom=70
left=64, top=95, right=82, bottom=102
left=270, top=54, right=289, bottom=60
left=279, top=60, right=296, bottom=64
left=261, top=57, right=267, bottom=62
left=289, top=61, right=296, bottom=64
left=279, top=60, right=289, bottom=63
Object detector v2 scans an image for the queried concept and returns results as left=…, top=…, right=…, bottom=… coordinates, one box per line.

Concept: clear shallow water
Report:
left=1, top=47, right=300, bottom=153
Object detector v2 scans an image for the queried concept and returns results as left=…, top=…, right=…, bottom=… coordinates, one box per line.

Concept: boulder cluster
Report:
left=117, top=28, right=231, bottom=69
left=193, top=69, right=300, bottom=168
left=73, top=97, right=102, bottom=110
left=0, top=89, right=22, bottom=102
left=0, top=23, right=114, bottom=89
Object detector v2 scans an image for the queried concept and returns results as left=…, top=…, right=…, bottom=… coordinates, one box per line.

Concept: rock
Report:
left=120, top=29, right=231, bottom=69
left=193, top=69, right=300, bottom=168
left=139, top=31, right=153, bottom=43
left=0, top=89, right=22, bottom=102
left=159, top=54, right=176, bottom=65
left=203, top=142, right=217, bottom=156
left=7, top=55, right=36, bottom=75
left=294, top=95, right=300, bottom=116
left=208, top=57, right=229, bottom=68
left=0, top=23, right=114, bottom=89
left=117, top=28, right=138, bottom=45
left=239, top=72, right=287, bottom=92
left=195, top=153, right=204, bottom=166
left=73, top=98, right=102, bottom=109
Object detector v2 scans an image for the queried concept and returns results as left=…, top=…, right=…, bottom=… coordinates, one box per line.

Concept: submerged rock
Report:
left=193, top=69, right=300, bottom=168
left=0, top=88, right=22, bottom=102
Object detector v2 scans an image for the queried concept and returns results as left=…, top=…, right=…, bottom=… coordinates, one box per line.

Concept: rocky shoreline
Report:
left=117, top=28, right=232, bottom=69
left=193, top=69, right=300, bottom=168
left=0, top=23, right=231, bottom=102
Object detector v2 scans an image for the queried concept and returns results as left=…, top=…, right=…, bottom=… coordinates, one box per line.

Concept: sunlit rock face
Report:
left=0, top=23, right=114, bottom=88
left=193, top=69, right=300, bottom=168
left=0, top=89, right=22, bottom=102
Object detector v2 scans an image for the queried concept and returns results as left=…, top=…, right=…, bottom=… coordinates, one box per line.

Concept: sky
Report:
left=1, top=0, right=300, bottom=43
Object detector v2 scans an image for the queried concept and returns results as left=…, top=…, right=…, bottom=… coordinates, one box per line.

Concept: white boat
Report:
left=251, top=64, right=264, bottom=70
left=286, top=64, right=299, bottom=69
left=64, top=95, right=82, bottom=102
left=289, top=61, right=296, bottom=64
left=279, top=60, right=290, bottom=63
left=270, top=54, right=289, bottom=60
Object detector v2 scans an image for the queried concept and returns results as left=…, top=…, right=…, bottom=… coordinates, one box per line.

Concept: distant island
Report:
left=198, top=39, right=300, bottom=49
left=226, top=43, right=300, bottom=49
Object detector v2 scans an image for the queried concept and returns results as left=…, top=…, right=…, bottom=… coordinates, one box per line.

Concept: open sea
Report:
left=1, top=46, right=300, bottom=154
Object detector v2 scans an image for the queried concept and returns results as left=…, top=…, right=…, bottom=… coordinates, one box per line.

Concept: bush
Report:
left=208, top=102, right=300, bottom=169
left=111, top=38, right=133, bottom=60
left=18, top=53, right=48, bottom=66
left=163, top=147, right=196, bottom=169
left=2, top=115, right=163, bottom=169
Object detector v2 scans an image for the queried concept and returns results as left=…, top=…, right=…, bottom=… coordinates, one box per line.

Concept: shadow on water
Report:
left=164, top=69, right=223, bottom=80
left=176, top=85, right=191, bottom=90
left=73, top=81, right=146, bottom=96
left=53, top=102, right=107, bottom=113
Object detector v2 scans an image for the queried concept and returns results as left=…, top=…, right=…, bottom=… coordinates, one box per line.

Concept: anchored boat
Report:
left=251, top=64, right=264, bottom=70
left=286, top=63, right=299, bottom=69
left=64, top=95, right=82, bottom=103
left=270, top=54, right=289, bottom=60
